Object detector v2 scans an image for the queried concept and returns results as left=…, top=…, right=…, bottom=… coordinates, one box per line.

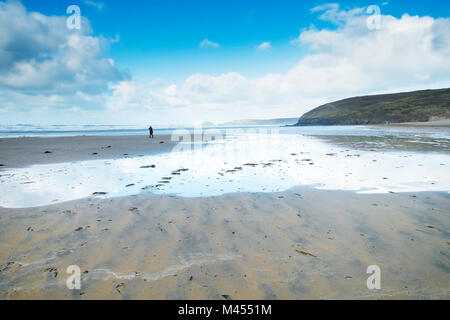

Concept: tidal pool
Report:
left=0, top=128, right=449, bottom=208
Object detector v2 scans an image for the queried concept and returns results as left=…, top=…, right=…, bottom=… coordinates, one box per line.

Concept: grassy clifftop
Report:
left=295, top=88, right=450, bottom=126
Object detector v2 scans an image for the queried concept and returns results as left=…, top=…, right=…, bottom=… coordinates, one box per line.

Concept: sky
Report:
left=0, top=0, right=449, bottom=126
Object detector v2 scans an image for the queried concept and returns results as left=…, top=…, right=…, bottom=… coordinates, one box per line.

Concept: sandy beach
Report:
left=0, top=135, right=177, bottom=169
left=379, top=119, right=450, bottom=128
left=1, top=0, right=450, bottom=307
left=0, top=127, right=449, bottom=299
left=0, top=188, right=448, bottom=299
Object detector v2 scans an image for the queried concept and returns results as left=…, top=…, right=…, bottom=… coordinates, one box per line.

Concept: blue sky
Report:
left=1, top=0, right=450, bottom=125
left=21, top=0, right=450, bottom=82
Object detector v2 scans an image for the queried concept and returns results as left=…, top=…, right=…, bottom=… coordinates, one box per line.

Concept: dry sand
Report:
left=0, top=188, right=448, bottom=299
left=0, top=135, right=177, bottom=169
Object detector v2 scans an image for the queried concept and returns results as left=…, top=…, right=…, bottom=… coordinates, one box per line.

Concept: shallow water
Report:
left=0, top=126, right=449, bottom=208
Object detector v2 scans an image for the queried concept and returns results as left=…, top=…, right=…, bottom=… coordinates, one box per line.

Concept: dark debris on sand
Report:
left=44, top=267, right=58, bottom=278
left=295, top=249, right=317, bottom=257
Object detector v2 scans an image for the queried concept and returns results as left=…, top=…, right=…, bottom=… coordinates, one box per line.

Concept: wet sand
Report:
left=0, top=188, right=448, bottom=299
left=311, top=134, right=450, bottom=153
left=0, top=135, right=177, bottom=169
left=0, top=128, right=449, bottom=299
left=379, top=119, right=450, bottom=128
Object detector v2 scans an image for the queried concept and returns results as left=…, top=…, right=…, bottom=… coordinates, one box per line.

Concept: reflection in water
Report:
left=0, top=129, right=449, bottom=208
left=311, top=134, right=450, bottom=153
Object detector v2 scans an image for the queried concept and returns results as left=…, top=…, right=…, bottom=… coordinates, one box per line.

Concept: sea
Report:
left=1, top=123, right=449, bottom=139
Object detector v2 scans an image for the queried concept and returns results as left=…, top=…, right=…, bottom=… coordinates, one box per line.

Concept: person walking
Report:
left=149, top=126, right=154, bottom=138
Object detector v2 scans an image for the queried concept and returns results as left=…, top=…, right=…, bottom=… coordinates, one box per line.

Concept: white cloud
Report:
left=311, top=3, right=364, bottom=25
left=288, top=4, right=450, bottom=96
left=84, top=0, right=106, bottom=11
left=199, top=39, right=220, bottom=48
left=0, top=1, right=122, bottom=95
left=256, top=41, right=271, bottom=51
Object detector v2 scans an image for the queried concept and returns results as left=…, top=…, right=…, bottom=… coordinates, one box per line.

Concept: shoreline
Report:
left=377, top=119, right=450, bottom=128
left=2, top=123, right=449, bottom=170
left=0, top=134, right=177, bottom=169
left=288, top=119, right=450, bottom=128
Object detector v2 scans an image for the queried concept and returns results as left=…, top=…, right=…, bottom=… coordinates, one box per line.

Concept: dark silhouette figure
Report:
left=149, top=126, right=154, bottom=139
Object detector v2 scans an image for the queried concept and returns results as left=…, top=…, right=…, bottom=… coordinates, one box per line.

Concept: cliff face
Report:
left=295, top=88, right=450, bottom=126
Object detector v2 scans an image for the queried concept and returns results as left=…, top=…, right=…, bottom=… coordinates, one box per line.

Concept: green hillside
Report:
left=295, top=88, right=450, bottom=126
